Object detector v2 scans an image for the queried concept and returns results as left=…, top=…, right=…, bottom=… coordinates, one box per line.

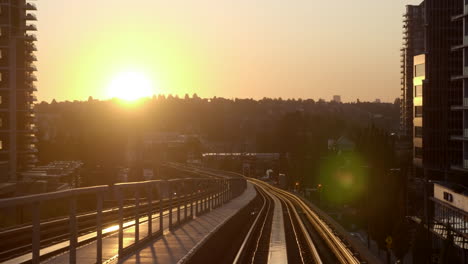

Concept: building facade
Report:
left=412, top=0, right=465, bottom=183
left=413, top=54, right=425, bottom=170
left=407, top=1, right=467, bottom=261
left=400, top=3, right=425, bottom=140
left=0, top=1, right=38, bottom=182
left=451, top=0, right=468, bottom=179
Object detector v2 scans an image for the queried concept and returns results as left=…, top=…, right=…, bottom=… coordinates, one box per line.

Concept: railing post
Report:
left=69, top=194, right=77, bottom=264
left=147, top=184, right=153, bottom=237
left=208, top=181, right=212, bottom=211
left=177, top=180, right=181, bottom=225
left=96, top=192, right=103, bottom=264
left=135, top=188, right=140, bottom=243
left=223, top=179, right=226, bottom=204
left=195, top=180, right=199, bottom=216
left=118, top=188, right=124, bottom=256
left=190, top=179, right=194, bottom=218
left=202, top=181, right=205, bottom=214
left=169, top=181, right=173, bottom=230
left=184, top=180, right=187, bottom=221
left=218, top=179, right=221, bottom=207
left=31, top=202, right=40, bottom=264
left=159, top=181, right=163, bottom=233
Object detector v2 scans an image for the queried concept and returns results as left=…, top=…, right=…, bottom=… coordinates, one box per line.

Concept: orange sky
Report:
left=35, top=0, right=422, bottom=103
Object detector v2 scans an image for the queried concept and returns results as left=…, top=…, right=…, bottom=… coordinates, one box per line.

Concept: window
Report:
left=415, top=85, right=423, bottom=97
left=415, top=147, right=423, bottom=158
left=415, top=126, right=423, bottom=138
left=415, top=106, right=423, bottom=117
left=0, top=140, right=2, bottom=150
left=443, top=192, right=453, bottom=203
left=0, top=95, right=2, bottom=105
left=415, top=63, right=425, bottom=77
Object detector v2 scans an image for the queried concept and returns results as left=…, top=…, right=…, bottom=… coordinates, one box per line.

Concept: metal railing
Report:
left=0, top=176, right=246, bottom=264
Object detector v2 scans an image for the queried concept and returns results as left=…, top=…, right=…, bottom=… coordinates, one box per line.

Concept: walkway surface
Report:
left=267, top=194, right=287, bottom=264
left=42, top=183, right=256, bottom=264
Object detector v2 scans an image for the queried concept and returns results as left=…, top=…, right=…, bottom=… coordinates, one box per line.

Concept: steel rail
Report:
left=232, top=186, right=269, bottom=264
left=250, top=179, right=360, bottom=264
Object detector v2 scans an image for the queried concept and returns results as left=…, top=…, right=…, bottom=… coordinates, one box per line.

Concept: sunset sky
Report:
left=35, top=0, right=422, bottom=103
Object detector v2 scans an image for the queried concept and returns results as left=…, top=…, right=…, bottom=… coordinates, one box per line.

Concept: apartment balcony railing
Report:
left=25, top=43, right=37, bottom=51
left=26, top=74, right=37, bottom=82
left=24, top=3, right=37, bottom=11
left=25, top=13, right=37, bottom=21
left=26, top=54, right=37, bottom=61
left=25, top=24, right=37, bottom=31
left=26, top=64, right=37, bottom=72
left=24, top=34, right=37, bottom=42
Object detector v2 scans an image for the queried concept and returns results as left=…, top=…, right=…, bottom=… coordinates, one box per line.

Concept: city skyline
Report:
left=35, top=0, right=421, bottom=103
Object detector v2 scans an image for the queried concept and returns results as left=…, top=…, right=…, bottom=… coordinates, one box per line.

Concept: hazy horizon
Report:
left=35, top=0, right=422, bottom=103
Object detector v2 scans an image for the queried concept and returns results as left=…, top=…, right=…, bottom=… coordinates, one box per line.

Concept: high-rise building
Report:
left=416, top=0, right=464, bottom=183
left=400, top=3, right=425, bottom=140
left=408, top=1, right=467, bottom=261
left=332, top=95, right=341, bottom=103
left=451, top=0, right=468, bottom=178
left=0, top=1, right=38, bottom=182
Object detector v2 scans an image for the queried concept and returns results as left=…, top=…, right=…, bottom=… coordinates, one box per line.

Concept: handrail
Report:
left=0, top=185, right=108, bottom=208
left=0, top=174, right=246, bottom=264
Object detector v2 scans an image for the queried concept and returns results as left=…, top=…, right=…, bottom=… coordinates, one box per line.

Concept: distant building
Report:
left=400, top=3, right=425, bottom=139
left=328, top=136, right=355, bottom=154
left=374, top=99, right=381, bottom=103
left=0, top=1, right=39, bottom=182
left=332, top=95, right=341, bottom=103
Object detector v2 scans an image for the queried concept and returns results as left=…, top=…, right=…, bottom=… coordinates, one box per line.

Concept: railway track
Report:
left=233, top=178, right=361, bottom=264
left=163, top=164, right=368, bottom=264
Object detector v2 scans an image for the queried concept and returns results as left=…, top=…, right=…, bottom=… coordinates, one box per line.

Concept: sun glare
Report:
left=107, top=71, right=154, bottom=101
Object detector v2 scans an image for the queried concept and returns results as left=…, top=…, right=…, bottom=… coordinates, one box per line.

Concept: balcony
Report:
left=22, top=82, right=37, bottom=91
left=24, top=34, right=37, bottom=42
left=451, top=129, right=468, bottom=141
left=25, top=24, right=37, bottom=31
left=26, top=54, right=37, bottom=61
left=25, top=13, right=37, bottom=21
left=26, top=64, right=37, bottom=72
left=450, top=161, right=468, bottom=172
left=24, top=3, right=37, bottom=11
left=25, top=43, right=37, bottom=51
left=26, top=74, right=37, bottom=82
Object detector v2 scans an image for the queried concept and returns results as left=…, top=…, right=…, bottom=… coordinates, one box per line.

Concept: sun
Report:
left=107, top=71, right=154, bottom=101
